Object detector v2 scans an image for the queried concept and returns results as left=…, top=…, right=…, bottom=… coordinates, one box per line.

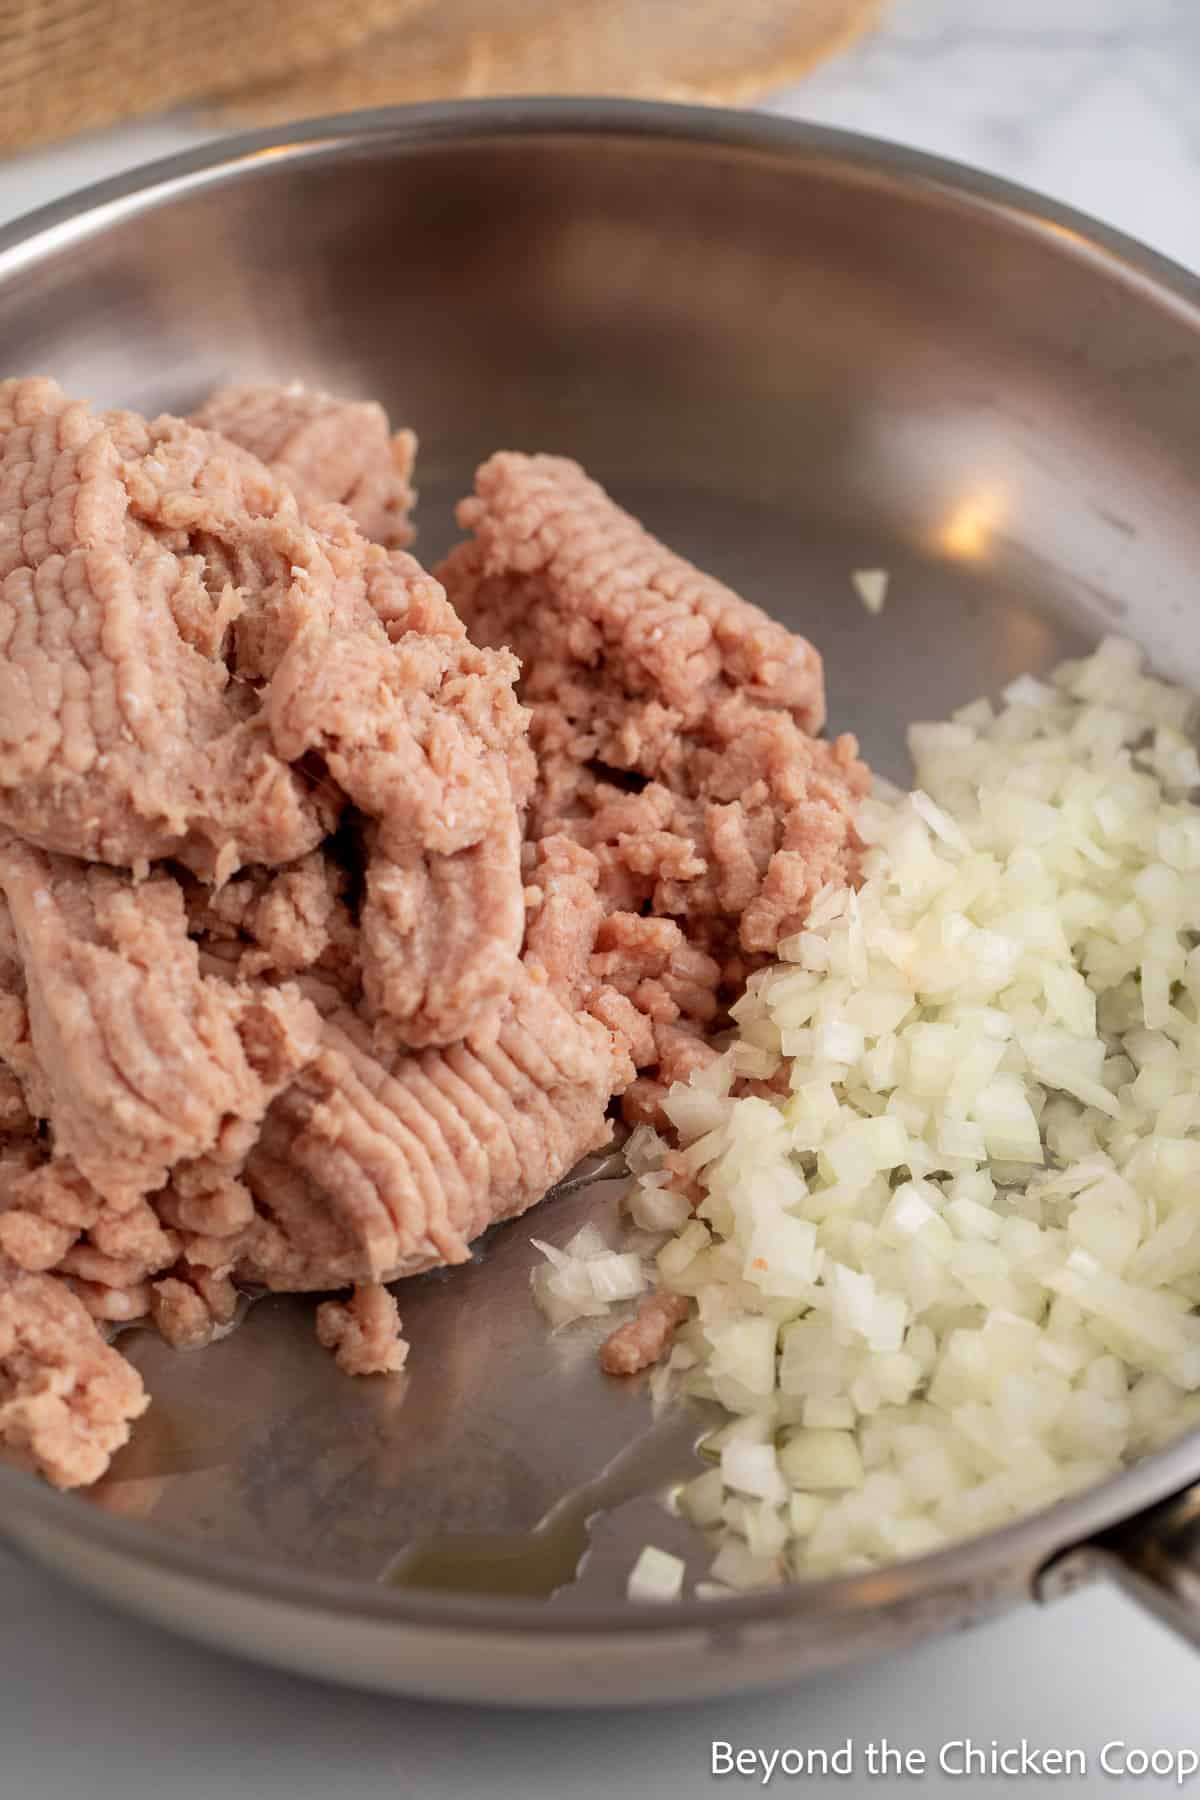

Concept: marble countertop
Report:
left=1, top=2, right=1199, bottom=1794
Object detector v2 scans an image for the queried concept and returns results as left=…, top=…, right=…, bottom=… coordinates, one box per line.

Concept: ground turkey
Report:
left=0, top=389, right=866, bottom=1489
left=438, top=452, right=869, bottom=980
left=189, top=383, right=417, bottom=550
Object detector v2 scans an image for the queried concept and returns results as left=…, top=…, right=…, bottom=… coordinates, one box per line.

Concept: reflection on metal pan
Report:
left=1, top=101, right=1200, bottom=1704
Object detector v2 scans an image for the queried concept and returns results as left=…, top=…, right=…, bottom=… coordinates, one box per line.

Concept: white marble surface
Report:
left=1, top=2, right=1199, bottom=1794
left=769, top=0, right=1200, bottom=274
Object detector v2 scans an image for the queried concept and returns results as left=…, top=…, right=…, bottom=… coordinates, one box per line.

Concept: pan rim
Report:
left=2, top=94, right=1200, bottom=1641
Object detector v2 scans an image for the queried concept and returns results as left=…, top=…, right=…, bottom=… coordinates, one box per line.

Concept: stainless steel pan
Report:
left=1, top=100, right=1200, bottom=1705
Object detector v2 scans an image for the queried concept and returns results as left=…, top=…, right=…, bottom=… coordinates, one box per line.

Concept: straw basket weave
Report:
left=1, top=0, right=881, bottom=151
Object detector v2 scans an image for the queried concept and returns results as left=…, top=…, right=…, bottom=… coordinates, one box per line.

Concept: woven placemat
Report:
left=0, top=1, right=416, bottom=152
left=222, top=0, right=883, bottom=122
left=1, top=0, right=881, bottom=153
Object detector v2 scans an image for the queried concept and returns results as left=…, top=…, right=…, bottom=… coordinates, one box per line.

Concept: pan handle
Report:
left=1039, top=1484, right=1200, bottom=1652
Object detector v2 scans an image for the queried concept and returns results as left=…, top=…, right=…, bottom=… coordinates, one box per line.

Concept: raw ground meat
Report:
left=0, top=375, right=531, bottom=1049
left=438, top=453, right=869, bottom=977
left=0, top=386, right=867, bottom=1490
left=184, top=851, right=359, bottom=986
left=598, top=1291, right=690, bottom=1377
left=316, top=1283, right=408, bottom=1376
left=0, top=898, right=38, bottom=1123
left=190, top=383, right=416, bottom=550
left=438, top=451, right=827, bottom=770
left=181, top=839, right=633, bottom=1293
left=149, top=1270, right=239, bottom=1349
left=0, top=378, right=331, bottom=872
left=565, top=711, right=869, bottom=966
left=0, top=1252, right=148, bottom=1488
left=0, top=836, right=322, bottom=1207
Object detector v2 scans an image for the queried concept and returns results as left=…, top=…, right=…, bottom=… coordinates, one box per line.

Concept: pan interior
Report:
left=2, top=115, right=1199, bottom=1600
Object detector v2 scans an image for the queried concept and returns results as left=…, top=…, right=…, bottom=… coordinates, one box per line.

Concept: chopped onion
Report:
left=631, top=637, right=1200, bottom=1585
left=530, top=1230, right=650, bottom=1327
left=721, top=1440, right=787, bottom=1503
left=628, top=1183, right=693, bottom=1233
left=779, top=1429, right=864, bottom=1491
left=709, top=1540, right=784, bottom=1591
left=625, top=1125, right=668, bottom=1175
left=627, top=1546, right=685, bottom=1602
left=586, top=1252, right=648, bottom=1304
left=678, top=1467, right=725, bottom=1527
left=852, top=568, right=890, bottom=615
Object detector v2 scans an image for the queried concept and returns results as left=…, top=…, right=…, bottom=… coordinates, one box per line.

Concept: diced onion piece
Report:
left=779, top=1430, right=864, bottom=1492
left=852, top=568, right=890, bottom=614
left=709, top=1541, right=784, bottom=1591
left=662, top=1082, right=729, bottom=1144
left=743, top=1214, right=820, bottom=1296
left=625, top=1125, right=668, bottom=1175
left=627, top=1546, right=685, bottom=1602
left=678, top=1468, right=725, bottom=1528
left=972, top=1077, right=1044, bottom=1163
left=565, top=1225, right=608, bottom=1260
left=586, top=1252, right=647, bottom=1304
left=540, top=638, right=1200, bottom=1593
left=911, top=789, right=969, bottom=853
left=721, top=1441, right=787, bottom=1503
left=629, top=1184, right=693, bottom=1233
